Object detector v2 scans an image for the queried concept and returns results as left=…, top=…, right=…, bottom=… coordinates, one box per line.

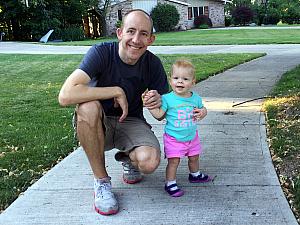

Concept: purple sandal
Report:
left=165, top=183, right=184, bottom=197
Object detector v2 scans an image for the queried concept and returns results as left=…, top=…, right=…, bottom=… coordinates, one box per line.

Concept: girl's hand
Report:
left=142, top=90, right=161, bottom=110
left=193, top=107, right=207, bottom=121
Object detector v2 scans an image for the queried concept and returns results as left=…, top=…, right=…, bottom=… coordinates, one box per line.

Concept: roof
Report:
left=166, top=0, right=190, bottom=6
left=110, top=0, right=190, bottom=7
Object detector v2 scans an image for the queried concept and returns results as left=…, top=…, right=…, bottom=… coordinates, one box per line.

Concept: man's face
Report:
left=117, top=11, right=155, bottom=65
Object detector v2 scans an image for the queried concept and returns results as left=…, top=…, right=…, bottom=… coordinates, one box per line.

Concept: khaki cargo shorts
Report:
left=73, top=112, right=161, bottom=153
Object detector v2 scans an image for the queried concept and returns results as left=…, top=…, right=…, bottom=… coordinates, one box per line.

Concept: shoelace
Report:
left=122, top=162, right=140, bottom=174
left=95, top=182, right=113, bottom=200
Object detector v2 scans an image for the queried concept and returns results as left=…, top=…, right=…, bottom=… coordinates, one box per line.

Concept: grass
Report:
left=0, top=53, right=264, bottom=211
left=159, top=53, right=265, bottom=82
left=263, top=65, right=300, bottom=221
left=47, top=28, right=300, bottom=46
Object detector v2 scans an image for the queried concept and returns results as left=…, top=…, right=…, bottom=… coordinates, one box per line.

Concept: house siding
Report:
left=105, top=0, right=224, bottom=35
left=132, top=0, right=158, bottom=13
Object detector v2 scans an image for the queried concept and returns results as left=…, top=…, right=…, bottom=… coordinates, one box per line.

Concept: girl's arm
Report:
left=149, top=107, right=166, bottom=121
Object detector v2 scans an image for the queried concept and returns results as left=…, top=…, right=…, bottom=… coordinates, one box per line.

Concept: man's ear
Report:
left=116, top=28, right=123, bottom=40
left=148, top=34, right=155, bottom=45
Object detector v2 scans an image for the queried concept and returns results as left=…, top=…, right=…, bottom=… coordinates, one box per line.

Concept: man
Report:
left=58, top=9, right=169, bottom=215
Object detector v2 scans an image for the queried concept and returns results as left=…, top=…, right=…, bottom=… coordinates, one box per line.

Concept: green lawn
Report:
left=48, top=28, right=300, bottom=46
left=263, top=65, right=300, bottom=220
left=0, top=53, right=264, bottom=211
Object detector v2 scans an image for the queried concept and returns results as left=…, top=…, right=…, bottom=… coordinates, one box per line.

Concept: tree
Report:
left=281, top=0, right=300, bottom=24
left=232, top=6, right=254, bottom=25
left=0, top=0, right=28, bottom=40
left=98, top=0, right=111, bottom=37
left=0, top=0, right=102, bottom=41
left=151, top=3, right=179, bottom=32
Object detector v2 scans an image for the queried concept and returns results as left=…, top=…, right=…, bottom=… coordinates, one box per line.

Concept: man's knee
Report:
left=132, top=147, right=161, bottom=174
left=76, top=101, right=102, bottom=126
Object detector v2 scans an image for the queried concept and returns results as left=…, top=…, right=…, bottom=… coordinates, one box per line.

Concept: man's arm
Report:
left=142, top=90, right=162, bottom=110
left=58, top=69, right=128, bottom=122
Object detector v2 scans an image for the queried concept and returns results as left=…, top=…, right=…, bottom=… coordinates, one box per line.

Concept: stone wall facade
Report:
left=105, top=0, right=133, bottom=36
left=209, top=1, right=225, bottom=27
left=105, top=0, right=225, bottom=35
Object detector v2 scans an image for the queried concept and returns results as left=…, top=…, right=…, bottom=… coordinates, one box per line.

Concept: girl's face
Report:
left=169, top=66, right=195, bottom=97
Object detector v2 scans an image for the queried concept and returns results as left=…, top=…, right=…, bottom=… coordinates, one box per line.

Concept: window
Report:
left=188, top=7, right=192, bottom=20
left=199, top=7, right=204, bottom=15
left=193, top=7, right=198, bottom=18
left=118, top=10, right=122, bottom=21
left=188, top=6, right=209, bottom=19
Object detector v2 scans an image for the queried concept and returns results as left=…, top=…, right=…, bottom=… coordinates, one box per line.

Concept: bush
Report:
left=194, top=15, right=212, bottom=28
left=232, top=6, right=254, bottom=26
left=264, top=7, right=281, bottom=25
left=281, top=6, right=300, bottom=24
left=151, top=3, right=180, bottom=32
left=225, top=15, right=232, bottom=27
left=115, top=20, right=122, bottom=29
left=57, top=25, right=85, bottom=41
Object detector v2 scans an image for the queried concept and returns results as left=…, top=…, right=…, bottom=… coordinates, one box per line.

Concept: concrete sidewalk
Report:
left=0, top=43, right=300, bottom=224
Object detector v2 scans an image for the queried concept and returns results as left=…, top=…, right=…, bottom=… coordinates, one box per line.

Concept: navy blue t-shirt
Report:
left=79, top=42, right=169, bottom=119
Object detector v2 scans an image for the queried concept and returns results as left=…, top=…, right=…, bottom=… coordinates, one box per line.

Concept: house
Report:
left=105, top=0, right=227, bottom=35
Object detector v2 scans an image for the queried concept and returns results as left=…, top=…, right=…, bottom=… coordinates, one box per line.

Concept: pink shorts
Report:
left=163, top=131, right=203, bottom=158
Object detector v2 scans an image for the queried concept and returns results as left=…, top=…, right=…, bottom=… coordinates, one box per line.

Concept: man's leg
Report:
left=76, top=101, right=107, bottom=178
left=110, top=117, right=161, bottom=183
left=76, top=101, right=118, bottom=215
left=129, top=146, right=160, bottom=174
left=118, top=146, right=160, bottom=184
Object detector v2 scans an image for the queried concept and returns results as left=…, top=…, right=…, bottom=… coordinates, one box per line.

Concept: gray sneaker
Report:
left=122, top=161, right=143, bottom=184
left=94, top=177, right=118, bottom=215
left=115, top=151, right=143, bottom=184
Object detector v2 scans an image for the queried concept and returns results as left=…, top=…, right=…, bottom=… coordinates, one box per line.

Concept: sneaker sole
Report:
left=189, top=176, right=213, bottom=183
left=170, top=190, right=184, bottom=197
left=94, top=205, right=118, bottom=216
left=123, top=176, right=143, bottom=184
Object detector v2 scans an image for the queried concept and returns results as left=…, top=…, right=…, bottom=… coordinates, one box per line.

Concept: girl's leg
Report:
left=165, top=157, right=184, bottom=197
left=188, top=154, right=199, bottom=173
left=188, top=154, right=212, bottom=183
left=166, top=157, right=180, bottom=181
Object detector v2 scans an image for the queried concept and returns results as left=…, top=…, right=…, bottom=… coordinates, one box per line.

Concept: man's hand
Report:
left=142, top=90, right=161, bottom=110
left=114, top=87, right=128, bottom=122
left=193, top=107, right=207, bottom=121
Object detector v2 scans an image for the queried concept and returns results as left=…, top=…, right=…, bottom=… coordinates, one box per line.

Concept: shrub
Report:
left=59, top=25, right=85, bottom=41
left=194, top=15, right=212, bottom=28
left=115, top=20, right=122, bottom=29
left=225, top=15, right=232, bottom=27
left=281, top=6, right=300, bottom=24
left=264, top=7, right=281, bottom=25
left=151, top=3, right=180, bottom=32
left=232, top=6, right=254, bottom=26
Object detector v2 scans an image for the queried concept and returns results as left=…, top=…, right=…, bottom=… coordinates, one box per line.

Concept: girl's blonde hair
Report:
left=171, top=59, right=195, bottom=78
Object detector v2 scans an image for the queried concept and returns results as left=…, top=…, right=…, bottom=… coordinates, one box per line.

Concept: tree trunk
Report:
left=99, top=15, right=107, bottom=37
left=11, top=18, right=22, bottom=40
